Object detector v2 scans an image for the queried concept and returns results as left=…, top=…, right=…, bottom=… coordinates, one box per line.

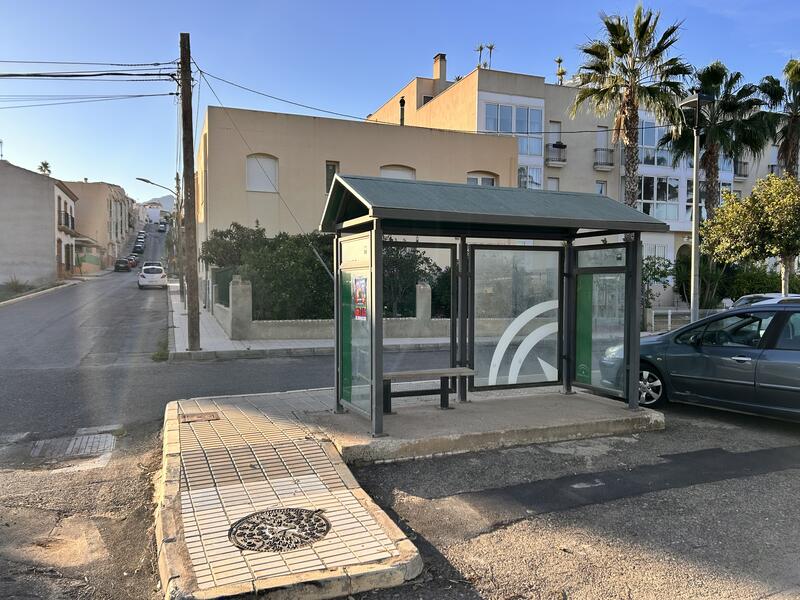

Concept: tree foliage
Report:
left=571, top=4, right=690, bottom=207
left=641, top=256, right=673, bottom=309
left=760, top=58, right=800, bottom=177
left=199, top=222, right=268, bottom=268
left=382, top=243, right=441, bottom=317
left=663, top=62, right=772, bottom=219
left=703, top=175, right=800, bottom=294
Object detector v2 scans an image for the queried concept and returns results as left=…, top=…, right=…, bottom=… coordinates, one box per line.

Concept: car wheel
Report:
left=138, top=284, right=143, bottom=289
left=639, top=364, right=666, bottom=407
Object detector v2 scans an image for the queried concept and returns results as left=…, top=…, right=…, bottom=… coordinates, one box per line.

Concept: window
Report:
left=380, top=165, right=416, bottom=180
left=639, top=121, right=671, bottom=166
left=485, top=102, right=512, bottom=133
left=246, top=154, right=278, bottom=192
left=596, top=180, right=607, bottom=195
left=515, top=106, right=543, bottom=156
left=485, top=103, right=498, bottom=131
left=643, top=243, right=667, bottom=259
left=518, top=166, right=542, bottom=189
left=596, top=126, right=610, bottom=149
left=775, top=313, right=800, bottom=351
left=701, top=312, right=776, bottom=347
left=637, top=175, right=679, bottom=220
left=467, top=172, right=496, bottom=186
left=325, top=161, right=339, bottom=192
left=546, top=177, right=559, bottom=191
left=422, top=95, right=433, bottom=105
left=548, top=121, right=562, bottom=145
left=719, top=155, right=733, bottom=173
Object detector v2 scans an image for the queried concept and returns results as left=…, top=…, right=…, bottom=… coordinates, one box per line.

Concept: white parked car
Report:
left=138, top=266, right=167, bottom=289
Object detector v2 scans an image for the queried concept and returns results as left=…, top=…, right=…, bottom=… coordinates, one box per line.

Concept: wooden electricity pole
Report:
left=180, top=32, right=200, bottom=350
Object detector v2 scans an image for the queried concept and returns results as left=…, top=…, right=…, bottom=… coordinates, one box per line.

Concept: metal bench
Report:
left=382, top=367, right=475, bottom=413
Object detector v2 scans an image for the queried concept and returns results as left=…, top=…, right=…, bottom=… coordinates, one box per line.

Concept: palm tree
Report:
left=664, top=62, right=772, bottom=219
left=571, top=5, right=691, bottom=208
left=760, top=58, right=800, bottom=177
left=37, top=161, right=51, bottom=175
left=475, top=44, right=484, bottom=68
left=486, top=43, right=495, bottom=69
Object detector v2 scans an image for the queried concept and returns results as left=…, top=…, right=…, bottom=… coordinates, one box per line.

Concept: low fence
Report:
left=646, top=308, right=727, bottom=332
left=213, top=267, right=235, bottom=307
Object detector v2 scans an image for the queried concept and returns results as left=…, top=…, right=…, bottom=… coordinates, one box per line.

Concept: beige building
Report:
left=0, top=160, right=81, bottom=284
left=370, top=54, right=776, bottom=304
left=66, top=181, right=134, bottom=263
left=195, top=106, right=517, bottom=240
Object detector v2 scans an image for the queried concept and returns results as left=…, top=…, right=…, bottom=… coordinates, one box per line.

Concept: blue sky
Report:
left=1, top=0, right=798, bottom=202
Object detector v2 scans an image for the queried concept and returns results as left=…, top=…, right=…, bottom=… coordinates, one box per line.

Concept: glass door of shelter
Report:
left=339, top=234, right=372, bottom=416
left=471, top=246, right=562, bottom=388
left=574, top=245, right=627, bottom=397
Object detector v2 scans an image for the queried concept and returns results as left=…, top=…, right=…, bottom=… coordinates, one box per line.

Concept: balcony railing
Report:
left=545, top=143, right=567, bottom=165
left=768, top=164, right=784, bottom=176
left=733, top=160, right=749, bottom=179
left=593, top=148, right=614, bottom=170
left=59, top=211, right=75, bottom=230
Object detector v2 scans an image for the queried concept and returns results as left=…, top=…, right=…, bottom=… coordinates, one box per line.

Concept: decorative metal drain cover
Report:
left=228, top=508, right=330, bottom=553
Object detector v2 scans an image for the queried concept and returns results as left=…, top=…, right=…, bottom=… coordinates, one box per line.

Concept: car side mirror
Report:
left=689, top=333, right=702, bottom=347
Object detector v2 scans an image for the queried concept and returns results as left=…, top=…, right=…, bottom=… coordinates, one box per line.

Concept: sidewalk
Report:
left=155, top=391, right=422, bottom=598
left=167, top=283, right=449, bottom=361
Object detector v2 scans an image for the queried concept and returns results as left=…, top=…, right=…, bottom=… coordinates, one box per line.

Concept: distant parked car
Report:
left=158, top=223, right=167, bottom=232
left=132, top=243, right=144, bottom=254
left=733, top=293, right=800, bottom=308
left=138, top=266, right=167, bottom=289
left=126, top=256, right=137, bottom=268
left=114, top=259, right=131, bottom=272
left=599, top=304, right=800, bottom=421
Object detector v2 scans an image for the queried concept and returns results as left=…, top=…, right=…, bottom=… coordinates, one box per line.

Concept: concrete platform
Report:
left=155, top=392, right=421, bottom=600
left=306, top=388, right=665, bottom=465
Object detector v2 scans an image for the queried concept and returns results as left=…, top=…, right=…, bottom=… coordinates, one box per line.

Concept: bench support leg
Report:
left=440, top=377, right=450, bottom=409
left=457, top=375, right=468, bottom=402
left=383, top=379, right=392, bottom=414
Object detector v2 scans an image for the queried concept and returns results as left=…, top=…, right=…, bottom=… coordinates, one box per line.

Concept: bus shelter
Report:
left=320, top=175, right=669, bottom=437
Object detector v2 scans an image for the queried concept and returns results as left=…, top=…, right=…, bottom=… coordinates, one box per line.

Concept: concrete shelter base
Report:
left=306, top=388, right=665, bottom=465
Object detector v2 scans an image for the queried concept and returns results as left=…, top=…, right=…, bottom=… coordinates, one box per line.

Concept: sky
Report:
left=1, top=0, right=798, bottom=202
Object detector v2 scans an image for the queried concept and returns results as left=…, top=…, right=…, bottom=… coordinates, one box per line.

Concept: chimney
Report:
left=399, top=96, right=405, bottom=126
left=433, top=53, right=447, bottom=94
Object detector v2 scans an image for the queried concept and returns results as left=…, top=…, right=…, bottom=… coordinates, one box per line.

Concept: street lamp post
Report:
left=678, top=93, right=713, bottom=323
left=136, top=176, right=185, bottom=302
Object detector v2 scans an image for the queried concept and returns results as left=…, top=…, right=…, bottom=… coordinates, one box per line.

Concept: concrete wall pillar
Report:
left=229, top=274, right=252, bottom=340
left=415, top=282, right=432, bottom=321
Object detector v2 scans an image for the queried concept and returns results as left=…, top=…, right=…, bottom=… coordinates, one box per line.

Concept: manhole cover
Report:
left=228, top=508, right=330, bottom=553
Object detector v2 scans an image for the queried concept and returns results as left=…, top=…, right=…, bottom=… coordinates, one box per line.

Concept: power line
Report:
left=0, top=59, right=177, bottom=66
left=198, top=68, right=670, bottom=137
left=196, top=66, right=333, bottom=281
left=0, top=71, right=177, bottom=79
left=0, top=93, right=176, bottom=110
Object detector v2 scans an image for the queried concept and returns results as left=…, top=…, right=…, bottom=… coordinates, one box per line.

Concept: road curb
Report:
left=0, top=280, right=79, bottom=309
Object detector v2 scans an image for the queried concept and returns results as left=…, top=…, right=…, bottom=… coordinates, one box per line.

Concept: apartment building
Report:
left=66, top=180, right=134, bottom=262
left=0, top=160, right=80, bottom=283
left=369, top=54, right=774, bottom=304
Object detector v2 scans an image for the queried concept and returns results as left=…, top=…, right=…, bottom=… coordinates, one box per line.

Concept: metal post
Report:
left=457, top=236, right=469, bottom=402
left=370, top=222, right=384, bottom=436
left=561, top=239, right=575, bottom=394
left=690, top=116, right=701, bottom=323
left=333, top=233, right=343, bottom=413
left=625, top=233, right=643, bottom=409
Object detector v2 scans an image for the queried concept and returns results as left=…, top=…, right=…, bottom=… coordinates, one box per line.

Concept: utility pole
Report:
left=180, top=32, right=200, bottom=350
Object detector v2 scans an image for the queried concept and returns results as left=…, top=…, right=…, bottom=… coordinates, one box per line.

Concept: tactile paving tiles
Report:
left=176, top=392, right=399, bottom=590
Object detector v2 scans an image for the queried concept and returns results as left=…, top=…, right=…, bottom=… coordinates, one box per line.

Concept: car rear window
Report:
left=143, top=267, right=163, bottom=274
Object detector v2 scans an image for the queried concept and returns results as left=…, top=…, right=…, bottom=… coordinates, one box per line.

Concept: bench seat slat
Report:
left=383, top=367, right=474, bottom=383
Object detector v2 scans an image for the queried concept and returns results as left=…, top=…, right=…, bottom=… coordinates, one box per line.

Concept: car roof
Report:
left=749, top=296, right=800, bottom=306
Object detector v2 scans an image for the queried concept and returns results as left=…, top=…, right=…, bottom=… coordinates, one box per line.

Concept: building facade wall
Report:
left=0, top=161, right=57, bottom=284
left=67, top=181, right=130, bottom=261
left=196, top=107, right=518, bottom=241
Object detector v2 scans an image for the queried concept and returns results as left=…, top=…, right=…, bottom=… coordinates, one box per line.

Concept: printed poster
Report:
left=352, top=275, right=367, bottom=321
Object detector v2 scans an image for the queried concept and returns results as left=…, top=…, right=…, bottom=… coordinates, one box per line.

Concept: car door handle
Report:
left=730, top=355, right=752, bottom=363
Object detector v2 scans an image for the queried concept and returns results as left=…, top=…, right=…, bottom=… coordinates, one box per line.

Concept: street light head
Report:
left=679, top=92, right=714, bottom=110
left=136, top=177, right=153, bottom=184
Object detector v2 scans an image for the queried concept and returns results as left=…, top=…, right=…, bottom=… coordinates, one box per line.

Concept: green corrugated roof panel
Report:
left=320, top=175, right=669, bottom=234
